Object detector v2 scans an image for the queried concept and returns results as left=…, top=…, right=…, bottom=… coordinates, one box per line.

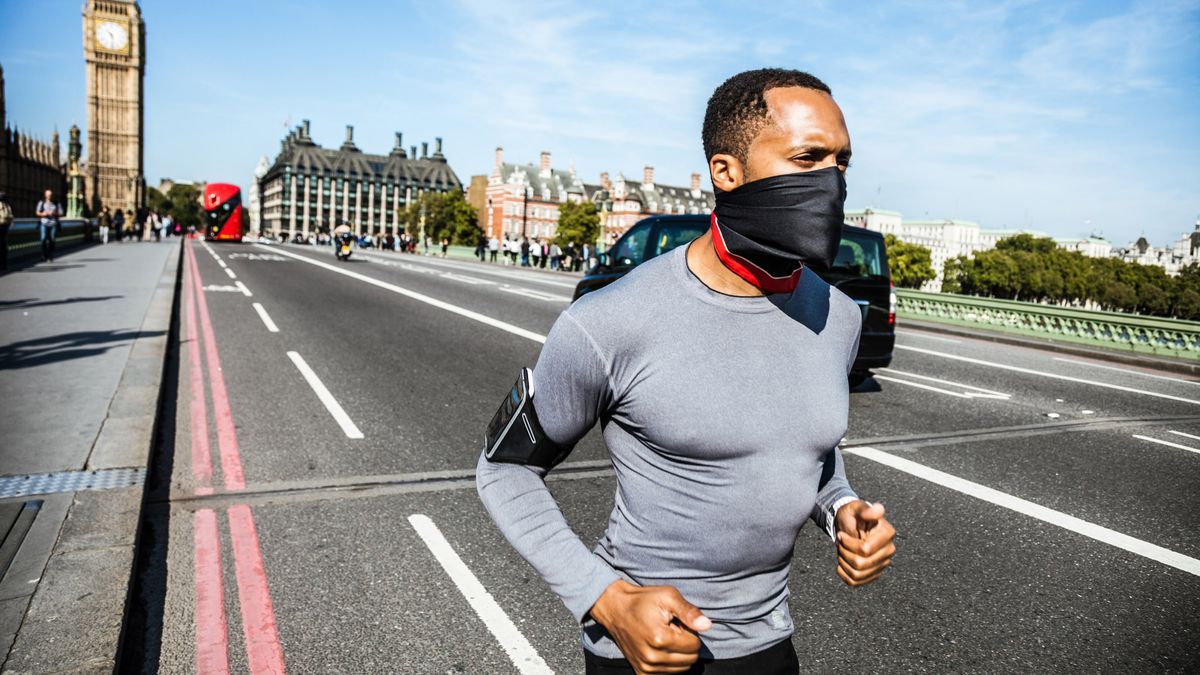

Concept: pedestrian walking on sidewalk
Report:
left=441, top=237, right=449, bottom=258
left=134, top=206, right=148, bottom=241
left=549, top=241, right=561, bottom=270
left=163, top=213, right=174, bottom=238
left=98, top=206, right=112, bottom=244
left=488, top=235, right=499, bottom=262
left=0, top=192, right=12, bottom=272
left=520, top=237, right=531, bottom=267
left=113, top=209, right=126, bottom=242
left=150, top=210, right=163, bottom=242
left=530, top=237, right=542, bottom=267
left=540, top=240, right=549, bottom=268
left=476, top=232, right=487, bottom=262
left=36, top=189, right=63, bottom=262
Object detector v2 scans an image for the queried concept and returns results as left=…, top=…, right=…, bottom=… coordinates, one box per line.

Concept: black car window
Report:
left=611, top=223, right=651, bottom=268
left=830, top=229, right=888, bottom=279
left=654, top=222, right=707, bottom=257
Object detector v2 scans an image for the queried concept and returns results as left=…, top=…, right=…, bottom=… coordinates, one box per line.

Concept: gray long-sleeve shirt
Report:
left=476, top=243, right=862, bottom=659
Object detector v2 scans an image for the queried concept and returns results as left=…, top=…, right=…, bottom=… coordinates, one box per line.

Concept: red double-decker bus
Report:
left=203, top=183, right=244, bottom=242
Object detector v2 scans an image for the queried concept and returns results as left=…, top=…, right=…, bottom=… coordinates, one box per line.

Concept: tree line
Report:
left=932, top=233, right=1197, bottom=320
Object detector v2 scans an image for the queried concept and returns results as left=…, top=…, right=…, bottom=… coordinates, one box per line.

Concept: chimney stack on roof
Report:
left=540, top=151, right=551, bottom=174
left=421, top=141, right=428, bottom=158
left=433, top=137, right=444, bottom=159
left=691, top=172, right=701, bottom=192
left=643, top=165, right=655, bottom=187
left=391, top=132, right=407, bottom=157
left=302, top=119, right=311, bottom=138
left=411, top=145, right=417, bottom=158
left=495, top=147, right=504, bottom=167
left=340, top=125, right=359, bottom=151
left=600, top=172, right=611, bottom=190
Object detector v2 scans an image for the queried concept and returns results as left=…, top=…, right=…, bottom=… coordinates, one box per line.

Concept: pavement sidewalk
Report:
left=0, top=239, right=181, bottom=673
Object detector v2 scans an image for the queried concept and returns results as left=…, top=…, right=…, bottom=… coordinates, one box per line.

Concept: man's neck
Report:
left=685, top=230, right=764, bottom=297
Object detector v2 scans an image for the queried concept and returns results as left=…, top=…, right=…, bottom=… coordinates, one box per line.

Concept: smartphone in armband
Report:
left=483, top=368, right=568, bottom=468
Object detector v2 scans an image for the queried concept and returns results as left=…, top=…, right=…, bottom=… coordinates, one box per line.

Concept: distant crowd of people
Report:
left=94, top=201, right=183, bottom=245
left=259, top=227, right=599, bottom=272
left=475, top=234, right=593, bottom=272
left=274, top=229, right=450, bottom=256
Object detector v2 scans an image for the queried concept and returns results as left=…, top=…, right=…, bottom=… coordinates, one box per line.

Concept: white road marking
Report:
left=896, top=344, right=1200, bottom=406
left=223, top=267, right=237, bottom=279
left=1168, top=430, right=1200, bottom=442
left=877, top=368, right=1011, bottom=399
left=287, top=351, right=364, bottom=439
left=843, top=445, right=1200, bottom=577
left=498, top=286, right=572, bottom=303
left=235, top=281, right=253, bottom=297
left=356, top=249, right=577, bottom=289
left=1051, top=357, right=1200, bottom=386
left=873, top=375, right=981, bottom=399
left=217, top=259, right=227, bottom=268
left=440, top=271, right=492, bottom=285
left=262, top=245, right=548, bottom=344
left=407, top=514, right=552, bottom=675
left=1133, top=434, right=1200, bottom=455
left=897, top=331, right=961, bottom=344
left=203, top=285, right=242, bottom=293
left=252, top=303, right=279, bottom=333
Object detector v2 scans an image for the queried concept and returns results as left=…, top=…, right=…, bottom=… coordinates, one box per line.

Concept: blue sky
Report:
left=2, top=0, right=1197, bottom=245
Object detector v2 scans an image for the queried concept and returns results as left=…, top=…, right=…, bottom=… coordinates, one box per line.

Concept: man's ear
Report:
left=709, top=153, right=744, bottom=193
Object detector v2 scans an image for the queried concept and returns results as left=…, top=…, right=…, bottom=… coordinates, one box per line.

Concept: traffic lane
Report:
left=895, top=326, right=1200, bottom=402
left=268, top=244, right=570, bottom=336
left=202, top=242, right=607, bottom=483
left=428, top=455, right=1198, bottom=673
left=871, top=421, right=1200, bottom=558
left=789, top=453, right=1199, bottom=673
left=242, top=493, right=528, bottom=674
left=848, top=345, right=1200, bottom=442
left=186, top=243, right=370, bottom=487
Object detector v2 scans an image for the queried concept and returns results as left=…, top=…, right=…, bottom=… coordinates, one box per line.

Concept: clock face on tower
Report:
left=95, top=21, right=128, bottom=51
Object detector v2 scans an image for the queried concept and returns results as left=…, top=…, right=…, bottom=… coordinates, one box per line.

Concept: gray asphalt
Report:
left=142, top=240, right=1200, bottom=674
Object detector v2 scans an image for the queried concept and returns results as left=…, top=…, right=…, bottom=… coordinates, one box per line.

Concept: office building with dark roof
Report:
left=260, top=120, right=462, bottom=237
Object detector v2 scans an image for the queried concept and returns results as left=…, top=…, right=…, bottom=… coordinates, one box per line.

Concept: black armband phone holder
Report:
left=483, top=368, right=569, bottom=469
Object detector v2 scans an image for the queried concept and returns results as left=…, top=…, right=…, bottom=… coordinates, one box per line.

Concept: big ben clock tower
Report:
left=83, top=1, right=145, bottom=215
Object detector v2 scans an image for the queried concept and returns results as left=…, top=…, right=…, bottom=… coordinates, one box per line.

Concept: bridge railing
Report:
left=895, top=288, right=1200, bottom=360
left=5, top=217, right=94, bottom=262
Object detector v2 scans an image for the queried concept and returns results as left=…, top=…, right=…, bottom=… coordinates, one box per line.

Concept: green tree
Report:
left=404, top=190, right=479, bottom=245
left=1174, top=288, right=1200, bottom=320
left=166, top=183, right=202, bottom=229
left=883, top=234, right=936, bottom=289
left=554, top=200, right=600, bottom=248
left=147, top=186, right=171, bottom=215
left=995, top=233, right=1056, bottom=255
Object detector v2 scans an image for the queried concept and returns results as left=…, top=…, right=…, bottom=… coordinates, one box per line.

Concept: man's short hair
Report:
left=702, top=68, right=832, bottom=162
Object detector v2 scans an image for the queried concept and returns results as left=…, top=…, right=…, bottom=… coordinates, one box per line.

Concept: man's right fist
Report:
left=589, top=579, right=712, bottom=674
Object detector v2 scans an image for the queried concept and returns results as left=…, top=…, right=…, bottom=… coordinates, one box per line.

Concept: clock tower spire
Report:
left=83, top=1, right=145, bottom=215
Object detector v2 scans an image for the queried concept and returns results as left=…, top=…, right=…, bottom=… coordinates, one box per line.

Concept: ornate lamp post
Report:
left=521, top=185, right=532, bottom=239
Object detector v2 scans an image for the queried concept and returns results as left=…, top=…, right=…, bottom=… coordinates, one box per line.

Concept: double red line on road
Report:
left=185, top=242, right=286, bottom=674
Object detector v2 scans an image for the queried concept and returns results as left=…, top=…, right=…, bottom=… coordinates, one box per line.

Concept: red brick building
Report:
left=485, top=147, right=716, bottom=247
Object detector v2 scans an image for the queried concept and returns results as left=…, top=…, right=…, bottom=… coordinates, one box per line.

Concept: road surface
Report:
left=130, top=239, right=1200, bottom=673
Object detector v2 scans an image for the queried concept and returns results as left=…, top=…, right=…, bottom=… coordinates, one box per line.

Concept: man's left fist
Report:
left=834, top=500, right=896, bottom=587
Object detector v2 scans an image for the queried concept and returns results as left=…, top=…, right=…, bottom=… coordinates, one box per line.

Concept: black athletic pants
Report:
left=583, top=638, right=799, bottom=674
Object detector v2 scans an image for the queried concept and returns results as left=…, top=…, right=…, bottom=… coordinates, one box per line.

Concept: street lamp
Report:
left=521, top=185, right=532, bottom=239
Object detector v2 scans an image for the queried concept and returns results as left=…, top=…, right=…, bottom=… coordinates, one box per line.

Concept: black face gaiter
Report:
left=711, top=166, right=847, bottom=293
